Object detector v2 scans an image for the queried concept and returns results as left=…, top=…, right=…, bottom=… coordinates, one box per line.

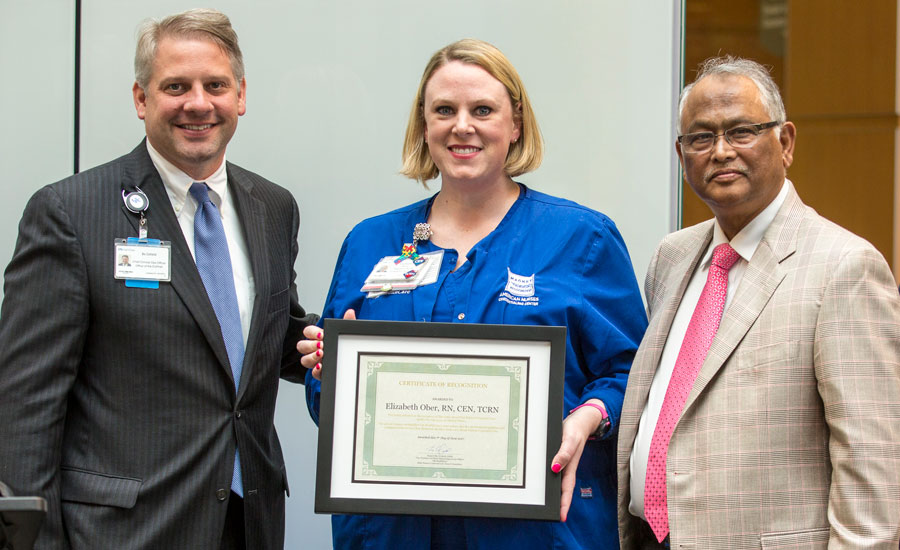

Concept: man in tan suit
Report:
left=618, top=56, right=900, bottom=549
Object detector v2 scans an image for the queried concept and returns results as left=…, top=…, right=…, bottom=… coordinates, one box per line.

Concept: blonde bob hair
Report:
left=401, top=39, right=543, bottom=184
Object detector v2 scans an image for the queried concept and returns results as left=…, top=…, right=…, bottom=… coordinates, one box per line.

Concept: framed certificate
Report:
left=314, top=319, right=565, bottom=520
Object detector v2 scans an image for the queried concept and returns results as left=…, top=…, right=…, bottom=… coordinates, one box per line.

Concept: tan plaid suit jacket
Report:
left=618, top=183, right=900, bottom=549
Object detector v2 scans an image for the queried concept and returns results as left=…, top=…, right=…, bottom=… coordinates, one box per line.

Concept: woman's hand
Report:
left=297, top=309, right=356, bottom=381
left=550, top=399, right=607, bottom=522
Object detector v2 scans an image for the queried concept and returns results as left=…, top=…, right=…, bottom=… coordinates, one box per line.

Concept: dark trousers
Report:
left=637, top=518, right=670, bottom=550
left=219, top=492, right=246, bottom=550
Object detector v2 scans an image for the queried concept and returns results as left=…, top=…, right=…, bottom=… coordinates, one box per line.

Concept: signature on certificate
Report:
left=426, top=443, right=452, bottom=454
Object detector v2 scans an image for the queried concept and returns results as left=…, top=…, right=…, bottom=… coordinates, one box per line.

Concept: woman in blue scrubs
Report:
left=300, top=39, right=647, bottom=550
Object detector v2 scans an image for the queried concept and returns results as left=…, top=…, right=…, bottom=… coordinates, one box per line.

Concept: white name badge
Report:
left=114, top=238, right=172, bottom=288
left=361, top=250, right=443, bottom=297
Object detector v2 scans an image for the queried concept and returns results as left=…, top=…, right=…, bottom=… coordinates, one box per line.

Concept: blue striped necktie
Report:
left=189, top=182, right=244, bottom=497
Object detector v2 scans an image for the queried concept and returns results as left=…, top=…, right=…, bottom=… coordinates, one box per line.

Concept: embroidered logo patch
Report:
left=579, top=486, right=593, bottom=499
left=504, top=268, right=535, bottom=296
left=499, top=268, right=539, bottom=307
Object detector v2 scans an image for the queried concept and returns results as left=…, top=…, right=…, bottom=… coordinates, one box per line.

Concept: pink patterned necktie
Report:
left=644, top=243, right=740, bottom=542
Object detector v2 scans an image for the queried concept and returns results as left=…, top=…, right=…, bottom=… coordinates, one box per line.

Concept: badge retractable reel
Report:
left=122, top=187, right=150, bottom=238
left=116, top=187, right=171, bottom=288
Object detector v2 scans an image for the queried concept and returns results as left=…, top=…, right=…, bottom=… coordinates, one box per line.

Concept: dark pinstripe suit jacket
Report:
left=0, top=141, right=316, bottom=549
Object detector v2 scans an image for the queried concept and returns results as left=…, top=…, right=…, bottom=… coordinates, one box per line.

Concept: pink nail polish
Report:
left=317, top=341, right=323, bottom=350
left=316, top=350, right=323, bottom=358
left=317, top=332, right=323, bottom=339
left=551, top=463, right=562, bottom=474
left=315, top=363, right=321, bottom=370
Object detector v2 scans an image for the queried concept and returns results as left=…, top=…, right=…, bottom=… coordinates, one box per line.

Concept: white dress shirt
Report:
left=628, top=180, right=791, bottom=520
left=146, top=141, right=255, bottom=348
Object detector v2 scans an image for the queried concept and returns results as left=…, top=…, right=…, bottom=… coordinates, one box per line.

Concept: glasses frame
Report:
left=677, top=121, right=781, bottom=154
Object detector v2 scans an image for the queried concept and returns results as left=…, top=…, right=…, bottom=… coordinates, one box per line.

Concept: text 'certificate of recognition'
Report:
left=353, top=354, right=528, bottom=487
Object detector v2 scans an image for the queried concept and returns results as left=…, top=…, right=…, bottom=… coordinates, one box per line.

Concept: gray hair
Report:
left=134, top=8, right=244, bottom=89
left=678, top=56, right=786, bottom=132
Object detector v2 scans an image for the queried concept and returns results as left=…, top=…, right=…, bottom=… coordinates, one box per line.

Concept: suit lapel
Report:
left=119, top=141, right=237, bottom=385
left=682, top=185, right=803, bottom=411
left=228, top=165, right=269, bottom=399
left=620, top=224, right=713, bottom=448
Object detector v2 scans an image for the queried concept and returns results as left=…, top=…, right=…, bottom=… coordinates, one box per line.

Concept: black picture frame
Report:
left=314, top=319, right=565, bottom=521
left=0, top=495, right=47, bottom=550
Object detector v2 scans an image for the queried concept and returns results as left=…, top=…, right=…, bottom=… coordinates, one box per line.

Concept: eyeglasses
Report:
left=677, top=121, right=780, bottom=154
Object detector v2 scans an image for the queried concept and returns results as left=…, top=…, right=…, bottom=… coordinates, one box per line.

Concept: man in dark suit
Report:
left=0, top=9, right=315, bottom=549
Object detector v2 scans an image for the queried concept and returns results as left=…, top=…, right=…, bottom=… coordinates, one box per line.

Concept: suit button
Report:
left=235, top=410, right=242, bottom=419
left=216, top=488, right=228, bottom=501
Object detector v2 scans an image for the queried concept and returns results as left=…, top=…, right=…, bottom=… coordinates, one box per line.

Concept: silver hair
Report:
left=678, top=56, right=786, bottom=132
left=134, top=8, right=244, bottom=89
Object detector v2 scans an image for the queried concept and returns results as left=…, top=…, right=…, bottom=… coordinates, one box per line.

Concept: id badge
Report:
left=361, top=250, right=443, bottom=297
left=114, top=237, right=172, bottom=289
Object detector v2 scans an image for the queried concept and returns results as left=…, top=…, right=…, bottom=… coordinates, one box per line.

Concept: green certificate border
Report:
left=353, top=354, right=528, bottom=487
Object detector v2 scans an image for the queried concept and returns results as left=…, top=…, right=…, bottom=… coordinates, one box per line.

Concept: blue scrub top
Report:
left=307, top=184, right=647, bottom=550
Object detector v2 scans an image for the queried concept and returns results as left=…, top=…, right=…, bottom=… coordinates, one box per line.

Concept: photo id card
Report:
left=114, top=238, right=172, bottom=288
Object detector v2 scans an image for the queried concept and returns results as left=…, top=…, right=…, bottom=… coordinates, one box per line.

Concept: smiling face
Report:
left=422, top=61, right=520, bottom=187
left=677, top=74, right=795, bottom=238
left=133, top=36, right=246, bottom=180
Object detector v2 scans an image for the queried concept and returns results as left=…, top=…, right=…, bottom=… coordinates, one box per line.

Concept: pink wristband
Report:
left=568, top=402, right=608, bottom=420
left=569, top=402, right=610, bottom=440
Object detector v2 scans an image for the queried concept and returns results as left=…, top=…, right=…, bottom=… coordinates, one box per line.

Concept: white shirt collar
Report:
left=145, top=140, right=229, bottom=212
left=704, top=178, right=791, bottom=266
